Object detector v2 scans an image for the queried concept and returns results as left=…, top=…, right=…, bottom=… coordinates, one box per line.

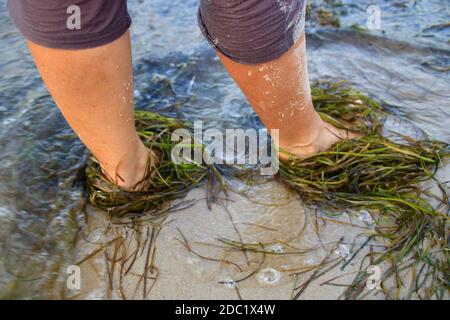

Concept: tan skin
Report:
left=218, top=34, right=359, bottom=159
left=28, top=31, right=155, bottom=190
left=27, top=30, right=358, bottom=191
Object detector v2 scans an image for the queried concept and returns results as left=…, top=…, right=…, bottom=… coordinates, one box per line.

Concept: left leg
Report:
left=8, top=0, right=156, bottom=190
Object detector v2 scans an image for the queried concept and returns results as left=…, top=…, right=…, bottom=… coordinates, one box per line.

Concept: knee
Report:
left=198, top=0, right=306, bottom=64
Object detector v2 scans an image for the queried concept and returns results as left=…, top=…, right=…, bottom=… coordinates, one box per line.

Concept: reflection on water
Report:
left=0, top=0, right=448, bottom=299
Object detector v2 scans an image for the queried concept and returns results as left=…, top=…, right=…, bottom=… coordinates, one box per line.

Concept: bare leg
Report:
left=28, top=31, right=154, bottom=190
left=217, top=34, right=360, bottom=159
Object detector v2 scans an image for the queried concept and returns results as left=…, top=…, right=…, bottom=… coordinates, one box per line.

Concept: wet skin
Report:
left=27, top=31, right=358, bottom=191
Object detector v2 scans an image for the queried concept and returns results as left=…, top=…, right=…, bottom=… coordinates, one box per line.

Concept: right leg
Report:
left=198, top=0, right=360, bottom=159
left=8, top=0, right=154, bottom=190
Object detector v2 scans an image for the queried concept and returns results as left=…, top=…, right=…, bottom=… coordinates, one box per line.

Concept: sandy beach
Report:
left=72, top=178, right=385, bottom=300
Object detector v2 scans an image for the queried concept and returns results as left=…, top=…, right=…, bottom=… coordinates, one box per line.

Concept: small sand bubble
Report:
left=359, top=210, right=374, bottom=226
left=270, top=243, right=284, bottom=254
left=257, top=268, right=281, bottom=286
left=335, top=244, right=350, bottom=259
left=305, top=258, right=315, bottom=266
left=222, top=279, right=236, bottom=289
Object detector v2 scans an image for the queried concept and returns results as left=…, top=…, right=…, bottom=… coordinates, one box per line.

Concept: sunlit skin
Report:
left=28, top=31, right=157, bottom=190
left=27, top=30, right=357, bottom=190
left=218, top=34, right=360, bottom=160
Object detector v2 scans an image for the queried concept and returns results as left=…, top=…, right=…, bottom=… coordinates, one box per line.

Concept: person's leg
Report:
left=198, top=0, right=359, bottom=159
left=217, top=35, right=360, bottom=158
left=8, top=0, right=155, bottom=190
left=27, top=32, right=155, bottom=190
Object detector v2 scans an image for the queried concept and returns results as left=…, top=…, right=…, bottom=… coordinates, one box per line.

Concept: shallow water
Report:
left=0, top=0, right=448, bottom=299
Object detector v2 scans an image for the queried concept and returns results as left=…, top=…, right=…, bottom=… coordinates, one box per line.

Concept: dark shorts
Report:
left=7, top=0, right=132, bottom=50
left=8, top=0, right=305, bottom=64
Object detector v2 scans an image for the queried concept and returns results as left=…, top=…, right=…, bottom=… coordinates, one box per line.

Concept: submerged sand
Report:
left=65, top=156, right=449, bottom=300
left=69, top=176, right=385, bottom=300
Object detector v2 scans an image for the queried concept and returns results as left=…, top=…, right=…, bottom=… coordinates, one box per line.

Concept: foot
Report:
left=279, top=120, right=362, bottom=161
left=100, top=144, right=160, bottom=191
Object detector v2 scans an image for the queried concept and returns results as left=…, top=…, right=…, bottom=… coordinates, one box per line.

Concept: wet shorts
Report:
left=7, top=0, right=306, bottom=64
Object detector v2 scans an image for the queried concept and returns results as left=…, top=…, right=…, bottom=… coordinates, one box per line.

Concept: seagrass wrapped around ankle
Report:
left=279, top=81, right=448, bottom=207
left=278, top=81, right=449, bottom=299
left=86, top=111, right=209, bottom=224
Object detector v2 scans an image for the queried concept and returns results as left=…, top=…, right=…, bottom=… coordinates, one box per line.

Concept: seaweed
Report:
left=86, top=110, right=216, bottom=224
left=85, top=81, right=448, bottom=300
left=306, top=0, right=343, bottom=28
left=278, top=81, right=449, bottom=299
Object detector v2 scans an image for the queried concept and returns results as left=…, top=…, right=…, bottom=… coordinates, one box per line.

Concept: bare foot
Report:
left=279, top=120, right=362, bottom=161
left=101, top=145, right=160, bottom=191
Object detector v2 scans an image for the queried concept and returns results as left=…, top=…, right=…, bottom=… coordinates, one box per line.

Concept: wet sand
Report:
left=71, top=178, right=386, bottom=300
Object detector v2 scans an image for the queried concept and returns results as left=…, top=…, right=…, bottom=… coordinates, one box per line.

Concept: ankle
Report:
left=101, top=142, right=150, bottom=190
left=279, top=120, right=325, bottom=156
